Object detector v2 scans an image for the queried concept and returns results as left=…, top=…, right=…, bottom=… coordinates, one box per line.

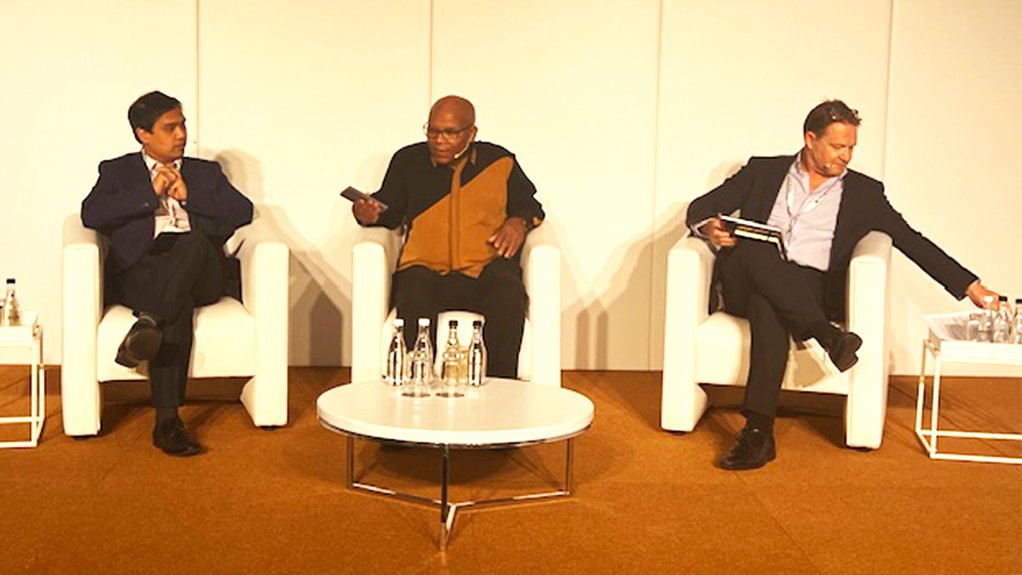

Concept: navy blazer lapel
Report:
left=126, top=152, right=152, bottom=193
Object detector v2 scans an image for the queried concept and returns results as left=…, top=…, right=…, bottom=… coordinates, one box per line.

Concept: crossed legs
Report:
left=113, top=232, right=225, bottom=455
left=713, top=241, right=859, bottom=469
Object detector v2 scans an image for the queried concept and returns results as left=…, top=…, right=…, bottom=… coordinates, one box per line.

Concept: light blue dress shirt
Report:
left=765, top=154, right=845, bottom=271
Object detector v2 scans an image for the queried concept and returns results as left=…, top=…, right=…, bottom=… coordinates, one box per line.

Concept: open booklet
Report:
left=720, top=215, right=787, bottom=260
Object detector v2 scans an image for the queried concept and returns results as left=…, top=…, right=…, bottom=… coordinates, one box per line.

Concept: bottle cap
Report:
left=418, top=318, right=430, bottom=327
left=393, top=318, right=404, bottom=328
left=983, top=295, right=995, bottom=303
left=473, top=320, right=483, bottom=328
left=448, top=319, right=458, bottom=328
left=998, top=295, right=1008, bottom=301
left=5, top=278, right=13, bottom=284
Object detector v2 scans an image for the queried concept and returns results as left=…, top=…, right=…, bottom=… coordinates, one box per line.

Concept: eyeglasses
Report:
left=423, top=123, right=473, bottom=141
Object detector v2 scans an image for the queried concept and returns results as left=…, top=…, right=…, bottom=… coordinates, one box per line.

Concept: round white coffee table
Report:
left=317, top=378, right=594, bottom=548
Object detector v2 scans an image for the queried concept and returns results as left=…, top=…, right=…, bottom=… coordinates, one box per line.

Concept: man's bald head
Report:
left=425, top=95, right=478, bottom=165
left=429, top=95, right=475, bottom=126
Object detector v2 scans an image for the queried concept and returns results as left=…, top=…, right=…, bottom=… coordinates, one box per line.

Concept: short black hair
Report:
left=803, top=100, right=861, bottom=137
left=128, top=91, right=181, bottom=143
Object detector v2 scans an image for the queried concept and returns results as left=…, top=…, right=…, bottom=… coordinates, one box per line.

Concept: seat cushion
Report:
left=96, top=298, right=256, bottom=382
left=694, top=312, right=849, bottom=394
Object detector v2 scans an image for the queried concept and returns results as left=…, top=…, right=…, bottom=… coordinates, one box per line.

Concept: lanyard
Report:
left=785, top=174, right=840, bottom=218
left=782, top=172, right=840, bottom=238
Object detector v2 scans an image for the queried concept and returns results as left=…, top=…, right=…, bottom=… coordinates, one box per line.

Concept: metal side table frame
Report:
left=333, top=427, right=585, bottom=550
left=915, top=337, right=1022, bottom=465
left=0, top=311, right=45, bottom=448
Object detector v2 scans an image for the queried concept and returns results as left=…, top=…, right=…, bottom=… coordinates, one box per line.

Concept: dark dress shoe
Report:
left=717, top=427, right=776, bottom=470
left=826, top=330, right=863, bottom=373
left=153, top=418, right=204, bottom=457
left=115, top=316, right=162, bottom=368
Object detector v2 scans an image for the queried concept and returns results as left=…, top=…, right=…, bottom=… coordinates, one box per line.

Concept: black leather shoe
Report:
left=115, top=316, right=162, bottom=368
left=717, top=427, right=776, bottom=470
left=153, top=418, right=204, bottom=457
left=826, top=330, right=863, bottom=373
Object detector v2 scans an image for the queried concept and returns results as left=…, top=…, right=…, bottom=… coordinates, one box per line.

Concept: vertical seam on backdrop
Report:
left=647, top=0, right=665, bottom=369
left=428, top=0, right=434, bottom=104
left=194, top=0, right=201, bottom=154
left=880, top=0, right=895, bottom=180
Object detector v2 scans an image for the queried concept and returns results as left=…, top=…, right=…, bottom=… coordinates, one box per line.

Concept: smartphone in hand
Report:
left=340, top=186, right=388, bottom=212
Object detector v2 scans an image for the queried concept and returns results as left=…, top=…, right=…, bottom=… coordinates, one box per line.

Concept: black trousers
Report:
left=716, top=241, right=828, bottom=419
left=393, top=258, right=527, bottom=378
left=113, top=232, right=225, bottom=408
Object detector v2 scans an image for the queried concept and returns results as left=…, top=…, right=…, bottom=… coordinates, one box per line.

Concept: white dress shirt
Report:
left=143, top=151, right=191, bottom=237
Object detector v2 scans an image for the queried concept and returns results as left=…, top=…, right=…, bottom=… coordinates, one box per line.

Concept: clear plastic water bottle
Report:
left=992, top=295, right=1011, bottom=343
left=405, top=318, right=433, bottom=397
left=1, top=278, right=20, bottom=327
left=1012, top=298, right=1022, bottom=344
left=384, top=318, right=407, bottom=386
left=438, top=320, right=464, bottom=397
left=978, top=294, right=995, bottom=342
left=467, top=320, right=487, bottom=386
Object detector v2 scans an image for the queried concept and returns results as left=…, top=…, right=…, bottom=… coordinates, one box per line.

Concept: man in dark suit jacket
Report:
left=82, top=91, right=253, bottom=456
left=687, top=100, right=998, bottom=470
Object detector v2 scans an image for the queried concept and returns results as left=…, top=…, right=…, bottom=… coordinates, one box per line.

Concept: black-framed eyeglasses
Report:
left=423, top=123, right=473, bottom=141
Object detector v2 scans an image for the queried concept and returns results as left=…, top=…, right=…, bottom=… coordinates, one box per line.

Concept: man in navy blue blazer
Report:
left=82, top=91, right=252, bottom=456
left=687, top=100, right=999, bottom=470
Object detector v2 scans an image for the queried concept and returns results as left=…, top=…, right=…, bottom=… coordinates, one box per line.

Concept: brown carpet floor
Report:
left=0, top=367, right=1019, bottom=575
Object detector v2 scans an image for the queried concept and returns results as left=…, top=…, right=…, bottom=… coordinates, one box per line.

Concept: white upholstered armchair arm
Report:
left=351, top=226, right=404, bottom=383
left=520, top=223, right=561, bottom=386
left=61, top=216, right=104, bottom=436
left=660, top=235, right=716, bottom=431
left=844, top=231, right=892, bottom=449
left=233, top=219, right=290, bottom=426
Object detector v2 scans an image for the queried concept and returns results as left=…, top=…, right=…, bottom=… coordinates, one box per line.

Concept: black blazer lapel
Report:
left=744, top=156, right=793, bottom=222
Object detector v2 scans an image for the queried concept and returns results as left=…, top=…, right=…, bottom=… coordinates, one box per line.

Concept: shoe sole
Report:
left=115, top=327, right=162, bottom=368
left=717, top=449, right=777, bottom=471
left=831, top=333, right=863, bottom=373
left=158, top=444, right=205, bottom=457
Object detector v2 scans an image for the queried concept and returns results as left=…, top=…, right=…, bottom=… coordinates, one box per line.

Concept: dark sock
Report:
left=807, top=319, right=837, bottom=346
left=155, top=406, right=179, bottom=425
left=744, top=411, right=774, bottom=434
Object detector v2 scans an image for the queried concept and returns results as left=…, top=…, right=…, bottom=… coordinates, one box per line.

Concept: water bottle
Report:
left=978, top=295, right=995, bottom=342
left=1, top=278, right=20, bottom=327
left=384, top=318, right=407, bottom=385
left=992, top=295, right=1011, bottom=343
left=438, top=320, right=465, bottom=397
left=1012, top=298, right=1022, bottom=344
left=467, top=320, right=487, bottom=386
left=405, top=318, right=433, bottom=397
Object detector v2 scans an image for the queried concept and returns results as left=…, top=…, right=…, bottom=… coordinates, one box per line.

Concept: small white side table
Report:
left=915, top=312, right=1022, bottom=465
left=0, top=311, right=45, bottom=448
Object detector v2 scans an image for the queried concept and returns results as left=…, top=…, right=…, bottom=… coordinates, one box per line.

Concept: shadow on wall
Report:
left=562, top=160, right=742, bottom=371
left=561, top=203, right=690, bottom=370
left=214, top=149, right=351, bottom=366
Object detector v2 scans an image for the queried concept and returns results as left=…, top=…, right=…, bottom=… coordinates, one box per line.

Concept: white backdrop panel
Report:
left=197, top=0, right=430, bottom=365
left=650, top=0, right=893, bottom=369
left=432, top=0, right=662, bottom=369
left=885, top=0, right=1022, bottom=376
left=0, top=0, right=197, bottom=364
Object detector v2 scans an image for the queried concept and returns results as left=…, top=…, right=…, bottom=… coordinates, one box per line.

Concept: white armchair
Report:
left=61, top=216, right=290, bottom=436
left=351, top=224, right=561, bottom=386
left=661, top=231, right=892, bottom=449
